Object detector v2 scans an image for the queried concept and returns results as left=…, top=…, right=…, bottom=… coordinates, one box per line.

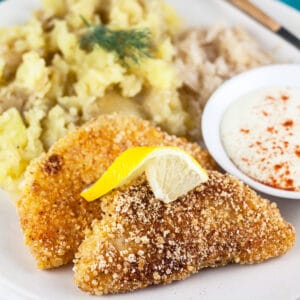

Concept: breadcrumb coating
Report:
left=73, top=172, right=295, bottom=295
left=17, top=114, right=217, bottom=269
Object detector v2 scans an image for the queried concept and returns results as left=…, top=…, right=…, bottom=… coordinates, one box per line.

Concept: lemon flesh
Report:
left=81, top=146, right=208, bottom=203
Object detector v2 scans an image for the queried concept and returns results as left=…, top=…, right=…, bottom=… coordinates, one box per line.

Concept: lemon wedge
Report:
left=81, top=146, right=208, bottom=203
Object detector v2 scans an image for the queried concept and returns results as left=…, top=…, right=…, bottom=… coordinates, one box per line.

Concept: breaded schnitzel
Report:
left=73, top=172, right=295, bottom=295
left=17, top=114, right=217, bottom=269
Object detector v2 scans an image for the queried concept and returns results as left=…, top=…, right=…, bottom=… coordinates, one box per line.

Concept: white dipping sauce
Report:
left=221, top=86, right=300, bottom=191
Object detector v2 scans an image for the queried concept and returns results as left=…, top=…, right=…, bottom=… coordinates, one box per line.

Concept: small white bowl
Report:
left=202, top=64, right=300, bottom=200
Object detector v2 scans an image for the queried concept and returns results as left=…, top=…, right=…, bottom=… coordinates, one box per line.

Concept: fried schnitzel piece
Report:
left=73, top=172, right=295, bottom=295
left=17, top=114, right=216, bottom=269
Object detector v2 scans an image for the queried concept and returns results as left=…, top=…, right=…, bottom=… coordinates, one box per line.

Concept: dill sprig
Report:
left=80, top=17, right=152, bottom=66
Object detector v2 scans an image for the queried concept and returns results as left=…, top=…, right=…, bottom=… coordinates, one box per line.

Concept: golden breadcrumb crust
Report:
left=73, top=172, right=295, bottom=295
left=17, top=114, right=217, bottom=269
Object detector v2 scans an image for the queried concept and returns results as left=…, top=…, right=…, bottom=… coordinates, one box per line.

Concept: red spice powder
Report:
left=273, top=164, right=283, bottom=171
left=241, top=157, right=249, bottom=165
left=282, top=119, right=294, bottom=127
left=240, top=128, right=250, bottom=134
left=266, top=95, right=275, bottom=101
left=258, top=178, right=296, bottom=191
left=262, top=110, right=269, bottom=117
left=286, top=179, right=294, bottom=187
left=269, top=176, right=278, bottom=188
left=245, top=127, right=296, bottom=190
left=234, top=90, right=299, bottom=191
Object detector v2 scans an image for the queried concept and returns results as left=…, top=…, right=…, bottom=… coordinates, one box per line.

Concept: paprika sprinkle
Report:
left=221, top=87, right=300, bottom=191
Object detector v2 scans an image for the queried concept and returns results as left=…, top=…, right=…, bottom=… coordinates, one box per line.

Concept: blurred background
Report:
left=279, top=0, right=300, bottom=10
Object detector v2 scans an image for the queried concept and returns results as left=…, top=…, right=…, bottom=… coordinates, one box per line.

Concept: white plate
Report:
left=0, top=1, right=300, bottom=300
left=202, top=64, right=300, bottom=199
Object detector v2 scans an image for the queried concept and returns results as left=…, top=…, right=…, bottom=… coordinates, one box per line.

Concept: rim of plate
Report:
left=202, top=64, right=300, bottom=200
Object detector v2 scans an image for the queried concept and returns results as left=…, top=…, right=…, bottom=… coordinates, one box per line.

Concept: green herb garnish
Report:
left=79, top=17, right=152, bottom=66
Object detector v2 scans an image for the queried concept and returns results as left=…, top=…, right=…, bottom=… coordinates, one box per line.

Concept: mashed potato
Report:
left=0, top=0, right=272, bottom=194
left=0, top=108, right=44, bottom=193
left=0, top=0, right=187, bottom=194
